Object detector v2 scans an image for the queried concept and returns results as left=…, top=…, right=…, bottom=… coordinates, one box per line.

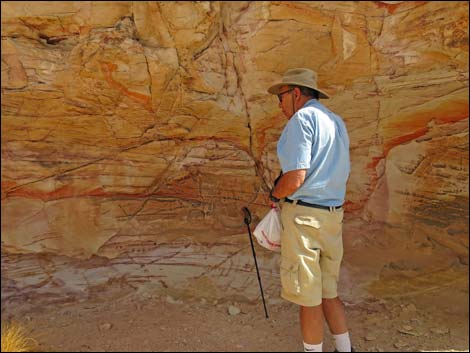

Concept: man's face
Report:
left=277, top=85, right=295, bottom=119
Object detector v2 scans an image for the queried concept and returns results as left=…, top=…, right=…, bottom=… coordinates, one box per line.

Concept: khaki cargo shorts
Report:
left=280, top=201, right=344, bottom=307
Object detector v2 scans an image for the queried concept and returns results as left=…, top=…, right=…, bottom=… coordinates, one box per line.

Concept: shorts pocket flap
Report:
left=294, top=216, right=321, bottom=229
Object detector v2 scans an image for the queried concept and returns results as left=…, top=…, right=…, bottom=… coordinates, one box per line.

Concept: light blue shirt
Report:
left=277, top=99, right=350, bottom=206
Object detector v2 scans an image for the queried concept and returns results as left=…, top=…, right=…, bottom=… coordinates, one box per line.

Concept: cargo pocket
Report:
left=299, top=251, right=321, bottom=290
left=280, top=257, right=300, bottom=296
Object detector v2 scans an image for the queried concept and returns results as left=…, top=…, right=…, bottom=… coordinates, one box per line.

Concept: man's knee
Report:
left=300, top=304, right=324, bottom=322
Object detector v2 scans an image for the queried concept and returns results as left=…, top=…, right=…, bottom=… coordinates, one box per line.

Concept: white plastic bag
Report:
left=253, top=206, right=281, bottom=252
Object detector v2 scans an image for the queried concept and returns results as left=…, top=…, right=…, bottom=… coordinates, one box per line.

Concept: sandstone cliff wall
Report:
left=2, top=1, right=468, bottom=304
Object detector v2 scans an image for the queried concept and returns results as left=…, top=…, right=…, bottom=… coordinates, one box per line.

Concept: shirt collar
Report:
left=303, top=98, right=320, bottom=108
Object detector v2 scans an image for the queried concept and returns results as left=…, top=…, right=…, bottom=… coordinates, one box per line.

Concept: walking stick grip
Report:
left=242, top=207, right=251, bottom=225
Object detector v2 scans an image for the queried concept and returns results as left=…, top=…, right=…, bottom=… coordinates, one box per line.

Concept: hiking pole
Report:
left=242, top=206, right=269, bottom=319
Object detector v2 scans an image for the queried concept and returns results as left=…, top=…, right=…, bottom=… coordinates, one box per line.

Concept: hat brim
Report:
left=267, top=82, right=330, bottom=99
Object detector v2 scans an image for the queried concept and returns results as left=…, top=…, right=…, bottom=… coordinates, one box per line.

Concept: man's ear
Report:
left=294, top=87, right=301, bottom=99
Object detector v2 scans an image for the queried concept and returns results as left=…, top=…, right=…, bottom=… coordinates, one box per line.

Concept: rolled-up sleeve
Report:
left=277, top=112, right=314, bottom=173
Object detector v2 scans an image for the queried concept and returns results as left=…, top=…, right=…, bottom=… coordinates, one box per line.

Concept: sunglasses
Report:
left=277, top=88, right=294, bottom=103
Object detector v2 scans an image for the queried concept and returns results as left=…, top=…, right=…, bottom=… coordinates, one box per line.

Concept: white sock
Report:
left=303, top=341, right=323, bottom=352
left=333, top=332, right=351, bottom=352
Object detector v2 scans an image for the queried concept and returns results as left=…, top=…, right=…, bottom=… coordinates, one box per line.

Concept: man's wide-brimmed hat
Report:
left=267, top=68, right=329, bottom=99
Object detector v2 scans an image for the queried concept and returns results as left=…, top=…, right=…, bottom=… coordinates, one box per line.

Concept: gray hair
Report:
left=289, top=85, right=319, bottom=99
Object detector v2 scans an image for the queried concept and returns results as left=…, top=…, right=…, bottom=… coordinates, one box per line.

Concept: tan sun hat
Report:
left=267, top=68, right=329, bottom=99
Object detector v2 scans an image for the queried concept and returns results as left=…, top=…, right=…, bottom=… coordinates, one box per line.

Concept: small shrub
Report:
left=1, top=323, right=37, bottom=352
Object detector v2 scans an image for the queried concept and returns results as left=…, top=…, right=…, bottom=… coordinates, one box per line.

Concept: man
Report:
left=268, top=68, right=352, bottom=352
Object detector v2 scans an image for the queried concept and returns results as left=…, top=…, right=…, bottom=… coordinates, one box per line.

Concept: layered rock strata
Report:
left=2, top=1, right=468, bottom=304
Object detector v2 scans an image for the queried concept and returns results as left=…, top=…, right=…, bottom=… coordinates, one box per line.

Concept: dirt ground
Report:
left=2, top=263, right=468, bottom=352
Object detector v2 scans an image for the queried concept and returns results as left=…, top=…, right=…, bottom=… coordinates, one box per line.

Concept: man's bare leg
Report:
left=322, top=297, right=348, bottom=334
left=300, top=304, right=324, bottom=344
left=323, top=297, right=352, bottom=351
